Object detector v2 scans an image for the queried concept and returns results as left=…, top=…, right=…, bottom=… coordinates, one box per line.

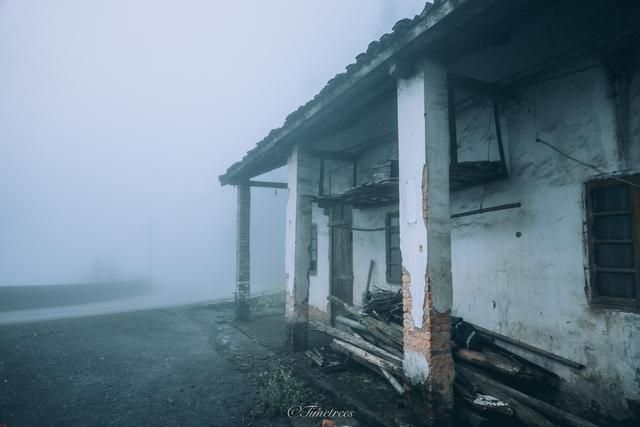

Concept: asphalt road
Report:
left=0, top=305, right=258, bottom=427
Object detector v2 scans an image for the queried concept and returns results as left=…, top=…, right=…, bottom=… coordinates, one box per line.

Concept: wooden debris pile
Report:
left=309, top=293, right=598, bottom=427
left=308, top=294, right=404, bottom=394
left=450, top=316, right=597, bottom=426
left=361, top=287, right=402, bottom=324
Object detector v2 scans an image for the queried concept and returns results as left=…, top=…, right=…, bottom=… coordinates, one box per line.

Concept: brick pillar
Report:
left=235, top=181, right=251, bottom=320
left=284, top=146, right=313, bottom=350
left=396, top=58, right=454, bottom=425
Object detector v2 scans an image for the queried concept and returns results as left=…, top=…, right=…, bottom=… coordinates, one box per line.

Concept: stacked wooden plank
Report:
left=310, top=293, right=598, bottom=427
left=307, top=294, right=404, bottom=394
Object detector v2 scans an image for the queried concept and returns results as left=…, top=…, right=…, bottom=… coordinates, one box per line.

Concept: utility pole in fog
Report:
left=147, top=216, right=153, bottom=284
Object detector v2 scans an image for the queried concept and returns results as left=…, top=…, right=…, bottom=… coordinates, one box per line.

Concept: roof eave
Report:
left=218, top=0, right=511, bottom=186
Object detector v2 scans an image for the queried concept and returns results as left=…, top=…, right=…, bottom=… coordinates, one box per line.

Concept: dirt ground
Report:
left=0, top=303, right=364, bottom=427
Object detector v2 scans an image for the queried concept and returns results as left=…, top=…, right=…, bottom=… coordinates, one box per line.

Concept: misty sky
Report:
left=0, top=1, right=426, bottom=299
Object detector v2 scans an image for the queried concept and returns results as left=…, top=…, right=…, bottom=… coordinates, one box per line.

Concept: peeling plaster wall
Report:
left=396, top=61, right=455, bottom=402
left=397, top=72, right=428, bottom=329
left=446, top=2, right=640, bottom=418
left=450, top=67, right=640, bottom=419
left=352, top=205, right=401, bottom=303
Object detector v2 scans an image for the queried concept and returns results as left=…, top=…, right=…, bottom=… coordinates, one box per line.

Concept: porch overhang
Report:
left=218, top=0, right=539, bottom=186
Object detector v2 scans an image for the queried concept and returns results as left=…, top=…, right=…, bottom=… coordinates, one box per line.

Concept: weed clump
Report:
left=257, top=367, right=304, bottom=417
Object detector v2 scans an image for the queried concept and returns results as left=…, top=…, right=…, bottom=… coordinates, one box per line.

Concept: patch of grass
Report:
left=257, top=367, right=305, bottom=417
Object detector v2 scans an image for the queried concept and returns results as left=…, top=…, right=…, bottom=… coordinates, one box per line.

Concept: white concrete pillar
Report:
left=396, top=58, right=454, bottom=424
left=284, top=145, right=314, bottom=350
left=235, top=181, right=251, bottom=320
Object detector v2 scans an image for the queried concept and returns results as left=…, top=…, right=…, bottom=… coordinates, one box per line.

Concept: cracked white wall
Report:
left=445, top=2, right=640, bottom=418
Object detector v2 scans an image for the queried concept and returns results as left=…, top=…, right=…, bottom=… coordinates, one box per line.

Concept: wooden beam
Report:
left=450, top=203, right=521, bottom=219
left=330, top=339, right=403, bottom=377
left=454, top=348, right=552, bottom=384
left=460, top=366, right=597, bottom=427
left=247, top=180, right=288, bottom=189
left=380, top=367, right=404, bottom=395
left=327, top=295, right=402, bottom=344
left=318, top=157, right=325, bottom=196
left=469, top=321, right=586, bottom=370
left=352, top=159, right=358, bottom=187
left=457, top=366, right=559, bottom=427
left=309, top=320, right=403, bottom=364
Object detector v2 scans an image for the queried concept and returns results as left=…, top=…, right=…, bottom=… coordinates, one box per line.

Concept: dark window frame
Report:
left=585, top=174, right=640, bottom=310
left=385, top=212, right=402, bottom=284
left=309, top=223, right=318, bottom=275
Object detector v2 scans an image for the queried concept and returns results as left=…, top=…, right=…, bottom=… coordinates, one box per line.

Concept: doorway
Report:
left=329, top=204, right=353, bottom=324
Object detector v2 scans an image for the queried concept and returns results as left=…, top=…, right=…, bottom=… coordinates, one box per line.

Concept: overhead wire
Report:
left=453, top=23, right=640, bottom=110
left=535, top=137, right=640, bottom=189
left=520, top=48, right=640, bottom=87
left=500, top=24, right=640, bottom=84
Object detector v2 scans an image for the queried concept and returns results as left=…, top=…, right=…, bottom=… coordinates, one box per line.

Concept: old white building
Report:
left=220, top=0, right=640, bottom=424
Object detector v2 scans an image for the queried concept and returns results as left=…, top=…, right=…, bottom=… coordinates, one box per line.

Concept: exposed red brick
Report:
left=402, top=267, right=454, bottom=425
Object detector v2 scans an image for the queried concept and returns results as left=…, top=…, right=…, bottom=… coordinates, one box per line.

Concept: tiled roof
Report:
left=219, top=2, right=441, bottom=185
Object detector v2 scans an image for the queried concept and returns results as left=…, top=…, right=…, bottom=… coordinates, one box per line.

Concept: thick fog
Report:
left=0, top=1, right=426, bottom=308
